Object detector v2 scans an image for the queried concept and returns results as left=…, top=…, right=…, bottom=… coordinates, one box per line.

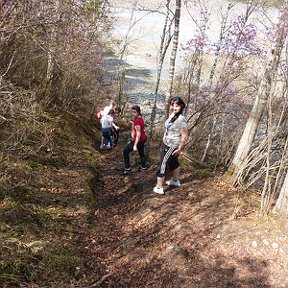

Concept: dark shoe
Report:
left=123, top=168, right=131, bottom=175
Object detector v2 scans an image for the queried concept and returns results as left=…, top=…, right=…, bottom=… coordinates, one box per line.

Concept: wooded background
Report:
left=1, top=0, right=288, bottom=286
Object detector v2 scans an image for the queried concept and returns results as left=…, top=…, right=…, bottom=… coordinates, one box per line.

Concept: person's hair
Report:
left=109, top=100, right=116, bottom=108
left=131, top=105, right=141, bottom=116
left=115, top=106, right=121, bottom=113
left=170, top=96, right=186, bottom=123
left=108, top=108, right=114, bottom=115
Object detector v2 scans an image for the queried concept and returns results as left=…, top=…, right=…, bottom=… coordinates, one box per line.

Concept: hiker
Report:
left=112, top=106, right=121, bottom=145
left=153, top=96, right=188, bottom=195
left=101, top=108, right=114, bottom=150
left=103, top=100, right=116, bottom=116
left=96, top=100, right=116, bottom=120
left=97, top=100, right=117, bottom=149
left=123, top=105, right=147, bottom=174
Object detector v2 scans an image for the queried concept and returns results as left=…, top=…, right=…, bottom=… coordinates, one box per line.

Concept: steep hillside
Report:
left=2, top=109, right=288, bottom=288
left=79, top=138, right=288, bottom=288
left=0, top=109, right=104, bottom=287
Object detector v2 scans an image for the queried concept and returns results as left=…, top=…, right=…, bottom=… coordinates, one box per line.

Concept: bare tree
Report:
left=44, top=0, right=60, bottom=106
left=229, top=1, right=288, bottom=186
left=274, top=167, right=288, bottom=214
left=146, top=0, right=173, bottom=155
left=208, top=1, right=235, bottom=87
left=0, top=0, right=109, bottom=152
left=184, top=1, right=235, bottom=163
left=113, top=0, right=153, bottom=107
left=274, top=36, right=288, bottom=215
left=165, top=0, right=181, bottom=117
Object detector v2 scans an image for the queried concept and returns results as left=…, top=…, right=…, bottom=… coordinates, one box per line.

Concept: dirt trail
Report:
left=94, top=39, right=287, bottom=287
left=81, top=141, right=288, bottom=288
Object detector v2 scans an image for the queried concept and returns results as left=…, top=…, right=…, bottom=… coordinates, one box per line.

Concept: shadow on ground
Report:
left=89, top=141, right=271, bottom=288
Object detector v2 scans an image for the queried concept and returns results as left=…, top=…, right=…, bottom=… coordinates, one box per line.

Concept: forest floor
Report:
left=2, top=119, right=288, bottom=288
left=79, top=138, right=288, bottom=288
left=2, top=67, right=288, bottom=288
left=2, top=2, right=287, bottom=283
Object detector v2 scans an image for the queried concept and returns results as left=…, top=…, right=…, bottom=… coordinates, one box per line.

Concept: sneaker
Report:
left=106, top=144, right=112, bottom=149
left=166, top=179, right=180, bottom=187
left=123, top=168, right=131, bottom=175
left=138, top=166, right=147, bottom=171
left=153, top=186, right=164, bottom=195
left=100, top=144, right=106, bottom=149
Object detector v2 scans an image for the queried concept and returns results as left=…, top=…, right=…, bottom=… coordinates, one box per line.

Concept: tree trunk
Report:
left=208, top=2, right=234, bottom=87
left=273, top=170, right=288, bottom=214
left=230, top=86, right=265, bottom=173
left=229, top=1, right=288, bottom=181
left=165, top=0, right=181, bottom=118
left=117, top=0, right=150, bottom=107
left=201, top=115, right=217, bottom=163
left=146, top=0, right=172, bottom=158
left=154, top=0, right=172, bottom=95
left=44, top=0, right=60, bottom=106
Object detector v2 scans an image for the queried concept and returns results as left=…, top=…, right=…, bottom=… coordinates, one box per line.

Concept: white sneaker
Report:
left=153, top=186, right=164, bottom=195
left=123, top=168, right=131, bottom=175
left=100, top=144, right=105, bottom=149
left=166, top=179, right=180, bottom=187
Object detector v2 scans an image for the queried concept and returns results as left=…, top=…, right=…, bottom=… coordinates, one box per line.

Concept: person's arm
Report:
left=107, top=116, right=113, bottom=128
left=131, top=122, right=134, bottom=138
left=112, top=122, right=119, bottom=130
left=133, top=125, right=141, bottom=151
left=172, top=127, right=188, bottom=155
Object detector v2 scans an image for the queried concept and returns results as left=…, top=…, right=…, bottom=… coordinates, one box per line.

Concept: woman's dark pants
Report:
left=123, top=141, right=146, bottom=169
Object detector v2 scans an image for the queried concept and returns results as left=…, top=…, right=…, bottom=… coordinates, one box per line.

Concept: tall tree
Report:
left=274, top=164, right=288, bottom=214
left=146, top=0, right=173, bottom=156
left=229, top=1, right=288, bottom=182
left=45, top=0, right=60, bottom=106
left=165, top=0, right=181, bottom=117
left=115, top=0, right=150, bottom=107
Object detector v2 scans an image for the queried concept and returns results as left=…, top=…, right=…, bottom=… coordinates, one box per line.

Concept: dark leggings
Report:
left=123, top=140, right=146, bottom=169
left=113, top=128, right=119, bottom=144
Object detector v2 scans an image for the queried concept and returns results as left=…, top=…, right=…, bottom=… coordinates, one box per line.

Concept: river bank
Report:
left=109, top=0, right=278, bottom=81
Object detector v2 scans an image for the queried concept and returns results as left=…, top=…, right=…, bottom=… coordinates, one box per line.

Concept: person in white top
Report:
left=99, top=100, right=117, bottom=149
left=103, top=100, right=116, bottom=115
left=153, top=96, right=188, bottom=195
left=101, top=109, right=114, bottom=149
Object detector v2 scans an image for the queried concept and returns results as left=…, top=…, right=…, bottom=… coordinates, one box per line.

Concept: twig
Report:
left=83, top=273, right=112, bottom=288
left=181, top=152, right=204, bottom=166
left=220, top=226, right=260, bottom=242
left=0, top=114, right=8, bottom=122
left=2, top=50, right=16, bottom=78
